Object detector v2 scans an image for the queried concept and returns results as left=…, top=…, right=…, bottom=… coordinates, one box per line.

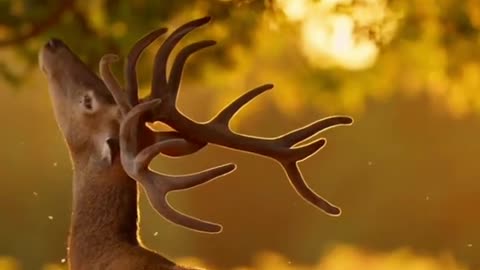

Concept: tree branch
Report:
left=0, top=0, right=74, bottom=47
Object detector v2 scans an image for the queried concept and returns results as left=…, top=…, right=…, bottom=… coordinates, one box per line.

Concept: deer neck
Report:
left=69, top=156, right=139, bottom=261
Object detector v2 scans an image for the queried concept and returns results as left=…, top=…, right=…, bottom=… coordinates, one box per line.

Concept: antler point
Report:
left=328, top=207, right=342, bottom=216
left=101, top=53, right=120, bottom=64
left=199, top=16, right=212, bottom=23
left=346, top=117, right=354, bottom=124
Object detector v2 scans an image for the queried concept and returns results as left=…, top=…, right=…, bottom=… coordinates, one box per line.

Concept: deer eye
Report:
left=83, top=95, right=93, bottom=110
left=80, top=91, right=98, bottom=114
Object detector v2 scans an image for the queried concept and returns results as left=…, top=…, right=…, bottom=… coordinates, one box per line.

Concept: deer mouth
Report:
left=39, top=38, right=60, bottom=74
left=39, top=38, right=73, bottom=76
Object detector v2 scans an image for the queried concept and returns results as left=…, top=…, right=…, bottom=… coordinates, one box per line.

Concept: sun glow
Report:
left=277, top=0, right=308, bottom=21
left=276, top=0, right=397, bottom=70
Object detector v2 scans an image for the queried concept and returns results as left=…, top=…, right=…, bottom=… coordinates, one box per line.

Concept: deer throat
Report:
left=69, top=160, right=140, bottom=261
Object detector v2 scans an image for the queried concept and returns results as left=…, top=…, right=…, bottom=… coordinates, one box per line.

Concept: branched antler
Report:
left=119, top=99, right=235, bottom=233
left=100, top=16, right=353, bottom=233
left=100, top=27, right=226, bottom=232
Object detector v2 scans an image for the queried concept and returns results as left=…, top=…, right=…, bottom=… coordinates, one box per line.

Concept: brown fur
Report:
left=39, top=39, right=201, bottom=270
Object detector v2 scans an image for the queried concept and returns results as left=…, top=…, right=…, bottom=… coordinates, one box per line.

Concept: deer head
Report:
left=39, top=39, right=121, bottom=167
left=99, top=17, right=354, bottom=233
left=38, top=25, right=233, bottom=234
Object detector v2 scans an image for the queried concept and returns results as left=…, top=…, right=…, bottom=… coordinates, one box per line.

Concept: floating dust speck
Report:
left=467, top=243, right=473, bottom=248
left=153, top=232, right=159, bottom=237
left=61, top=258, right=66, bottom=263
left=368, top=161, right=373, bottom=166
left=33, top=192, right=38, bottom=197
left=48, top=216, right=53, bottom=220
left=53, top=162, right=58, bottom=167
left=426, top=196, right=430, bottom=201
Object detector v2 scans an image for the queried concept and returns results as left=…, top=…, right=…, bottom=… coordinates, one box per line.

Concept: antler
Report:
left=119, top=99, right=235, bottom=233
left=149, top=17, right=353, bottom=215
left=100, top=26, right=234, bottom=233
left=100, top=16, right=353, bottom=233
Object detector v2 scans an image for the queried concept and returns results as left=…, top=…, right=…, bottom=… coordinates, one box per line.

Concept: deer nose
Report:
left=46, top=38, right=64, bottom=51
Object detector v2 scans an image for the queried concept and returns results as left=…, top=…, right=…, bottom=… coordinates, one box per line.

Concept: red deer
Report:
left=39, top=16, right=352, bottom=270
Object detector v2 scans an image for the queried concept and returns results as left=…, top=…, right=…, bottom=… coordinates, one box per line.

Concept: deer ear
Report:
left=101, top=137, right=119, bottom=165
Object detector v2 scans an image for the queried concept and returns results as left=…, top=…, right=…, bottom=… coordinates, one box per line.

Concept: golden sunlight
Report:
left=276, top=0, right=396, bottom=70
left=0, top=257, right=19, bottom=270
left=276, top=0, right=308, bottom=22
left=174, top=245, right=470, bottom=270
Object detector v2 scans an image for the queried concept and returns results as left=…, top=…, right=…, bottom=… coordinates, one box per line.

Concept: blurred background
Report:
left=1, top=0, right=479, bottom=269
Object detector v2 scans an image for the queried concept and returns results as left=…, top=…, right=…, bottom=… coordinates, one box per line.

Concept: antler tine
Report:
left=99, top=54, right=130, bottom=115
left=211, top=84, right=274, bottom=126
left=125, top=28, right=168, bottom=105
left=143, top=183, right=223, bottom=233
left=119, top=99, right=157, bottom=158
left=283, top=162, right=341, bottom=215
left=276, top=116, right=353, bottom=147
left=119, top=99, right=236, bottom=233
left=168, top=40, right=217, bottom=104
left=151, top=16, right=211, bottom=99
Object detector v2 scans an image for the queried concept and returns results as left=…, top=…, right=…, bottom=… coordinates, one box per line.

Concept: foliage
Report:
left=1, top=0, right=480, bottom=116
